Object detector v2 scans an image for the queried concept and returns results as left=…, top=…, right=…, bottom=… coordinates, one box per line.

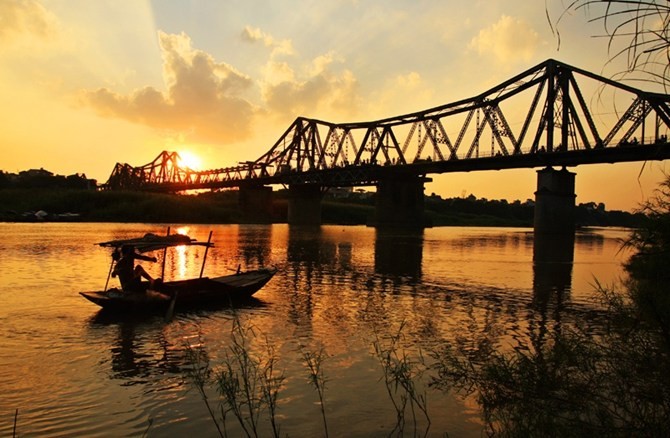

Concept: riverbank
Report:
left=0, top=188, right=645, bottom=227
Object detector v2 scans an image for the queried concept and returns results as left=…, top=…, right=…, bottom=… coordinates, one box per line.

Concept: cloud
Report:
left=83, top=26, right=364, bottom=141
left=0, top=0, right=57, bottom=43
left=364, top=71, right=434, bottom=119
left=241, top=25, right=293, bottom=57
left=83, top=31, right=256, bottom=144
left=469, top=15, right=541, bottom=63
left=261, top=51, right=360, bottom=119
left=241, top=25, right=361, bottom=119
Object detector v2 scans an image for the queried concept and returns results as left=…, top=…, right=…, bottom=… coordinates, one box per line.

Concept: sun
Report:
left=178, top=150, right=203, bottom=170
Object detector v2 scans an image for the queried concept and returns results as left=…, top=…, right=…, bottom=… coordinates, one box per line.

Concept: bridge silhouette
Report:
left=103, top=59, right=670, bottom=229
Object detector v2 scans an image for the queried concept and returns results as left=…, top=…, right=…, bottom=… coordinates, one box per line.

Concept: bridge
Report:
left=103, top=59, right=670, bottom=230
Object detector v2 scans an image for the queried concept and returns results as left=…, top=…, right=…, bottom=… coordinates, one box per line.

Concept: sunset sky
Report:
left=1, top=0, right=668, bottom=211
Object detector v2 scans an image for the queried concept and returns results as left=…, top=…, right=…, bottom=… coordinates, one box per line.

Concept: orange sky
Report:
left=1, top=0, right=668, bottom=211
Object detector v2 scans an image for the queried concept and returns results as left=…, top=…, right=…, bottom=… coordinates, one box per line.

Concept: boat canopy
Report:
left=97, top=232, right=213, bottom=253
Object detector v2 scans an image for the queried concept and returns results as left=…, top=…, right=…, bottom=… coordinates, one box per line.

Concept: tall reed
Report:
left=185, top=337, right=226, bottom=438
left=301, top=345, right=330, bottom=438
left=185, top=313, right=285, bottom=438
left=373, top=321, right=431, bottom=438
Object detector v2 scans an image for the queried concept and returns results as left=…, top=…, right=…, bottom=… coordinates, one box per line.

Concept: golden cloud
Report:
left=83, top=26, right=364, bottom=141
left=241, top=25, right=294, bottom=56
left=262, top=64, right=360, bottom=119
left=260, top=47, right=360, bottom=119
left=469, top=15, right=541, bottom=63
left=0, top=0, right=56, bottom=42
left=83, top=31, right=256, bottom=144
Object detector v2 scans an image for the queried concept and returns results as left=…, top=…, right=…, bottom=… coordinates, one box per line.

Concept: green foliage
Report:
left=431, top=309, right=670, bottom=436
left=0, top=169, right=94, bottom=190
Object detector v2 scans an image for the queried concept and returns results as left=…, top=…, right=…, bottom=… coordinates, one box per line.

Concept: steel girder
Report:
left=254, top=59, right=670, bottom=174
left=104, top=59, right=670, bottom=191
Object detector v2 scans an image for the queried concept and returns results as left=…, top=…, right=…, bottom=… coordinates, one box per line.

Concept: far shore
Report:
left=0, top=188, right=644, bottom=229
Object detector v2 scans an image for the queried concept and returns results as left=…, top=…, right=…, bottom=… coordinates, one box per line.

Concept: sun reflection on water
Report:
left=174, top=244, right=187, bottom=279
left=161, top=226, right=193, bottom=280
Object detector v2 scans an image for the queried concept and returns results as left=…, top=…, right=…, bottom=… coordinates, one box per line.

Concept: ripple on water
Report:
left=0, top=223, right=630, bottom=437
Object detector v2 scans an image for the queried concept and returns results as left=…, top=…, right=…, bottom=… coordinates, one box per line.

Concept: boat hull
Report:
left=80, top=268, right=275, bottom=312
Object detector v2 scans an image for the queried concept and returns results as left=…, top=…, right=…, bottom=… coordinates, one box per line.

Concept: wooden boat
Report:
left=80, top=269, right=275, bottom=312
left=79, top=230, right=276, bottom=313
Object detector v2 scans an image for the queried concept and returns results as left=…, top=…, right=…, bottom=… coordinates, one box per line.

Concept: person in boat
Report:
left=111, top=244, right=158, bottom=293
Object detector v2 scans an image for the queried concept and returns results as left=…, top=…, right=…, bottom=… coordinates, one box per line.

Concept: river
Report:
left=0, top=223, right=630, bottom=437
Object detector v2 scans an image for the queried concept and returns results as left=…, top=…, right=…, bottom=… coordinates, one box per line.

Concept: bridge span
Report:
left=103, top=59, right=670, bottom=231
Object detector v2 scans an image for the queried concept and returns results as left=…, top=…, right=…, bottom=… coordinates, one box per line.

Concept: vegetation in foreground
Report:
left=186, top=313, right=432, bottom=438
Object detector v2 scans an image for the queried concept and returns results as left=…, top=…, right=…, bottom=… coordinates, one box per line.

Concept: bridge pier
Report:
left=370, top=176, right=431, bottom=229
left=288, top=184, right=323, bottom=226
left=239, top=185, right=273, bottom=223
left=533, top=167, right=576, bottom=236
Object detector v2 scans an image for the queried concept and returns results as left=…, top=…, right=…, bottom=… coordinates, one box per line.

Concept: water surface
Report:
left=0, top=223, right=629, bottom=437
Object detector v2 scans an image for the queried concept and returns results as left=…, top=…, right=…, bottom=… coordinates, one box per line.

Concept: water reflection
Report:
left=88, top=314, right=185, bottom=383
left=374, top=228, right=423, bottom=280
left=89, top=302, right=266, bottom=383
left=531, top=232, right=574, bottom=350
left=531, top=231, right=606, bottom=309
left=448, top=231, right=531, bottom=251
left=532, top=233, right=574, bottom=304
left=97, top=225, right=611, bottom=381
left=285, top=227, right=322, bottom=329
left=529, top=231, right=607, bottom=356
left=238, top=225, right=273, bottom=269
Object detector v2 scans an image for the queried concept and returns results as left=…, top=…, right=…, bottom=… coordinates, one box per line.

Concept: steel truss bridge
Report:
left=103, top=59, right=670, bottom=192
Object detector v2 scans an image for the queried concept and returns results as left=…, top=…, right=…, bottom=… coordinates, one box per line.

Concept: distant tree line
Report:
left=0, top=169, right=97, bottom=190
left=0, top=167, right=645, bottom=227
left=324, top=190, right=646, bottom=228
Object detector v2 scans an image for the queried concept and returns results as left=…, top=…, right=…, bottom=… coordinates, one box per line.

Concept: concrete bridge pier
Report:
left=288, top=184, right=323, bottom=226
left=370, top=176, right=431, bottom=229
left=533, top=167, right=576, bottom=236
left=239, top=185, right=274, bottom=223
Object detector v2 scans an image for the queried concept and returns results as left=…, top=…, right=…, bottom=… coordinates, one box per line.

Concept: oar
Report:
left=104, top=250, right=117, bottom=291
left=199, top=231, right=213, bottom=278
left=161, top=226, right=170, bottom=281
left=163, top=226, right=176, bottom=322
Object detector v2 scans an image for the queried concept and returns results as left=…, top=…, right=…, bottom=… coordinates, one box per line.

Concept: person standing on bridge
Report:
left=111, top=244, right=157, bottom=293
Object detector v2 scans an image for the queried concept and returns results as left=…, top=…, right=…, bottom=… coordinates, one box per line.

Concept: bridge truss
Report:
left=104, top=59, right=670, bottom=191
left=104, top=151, right=271, bottom=190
